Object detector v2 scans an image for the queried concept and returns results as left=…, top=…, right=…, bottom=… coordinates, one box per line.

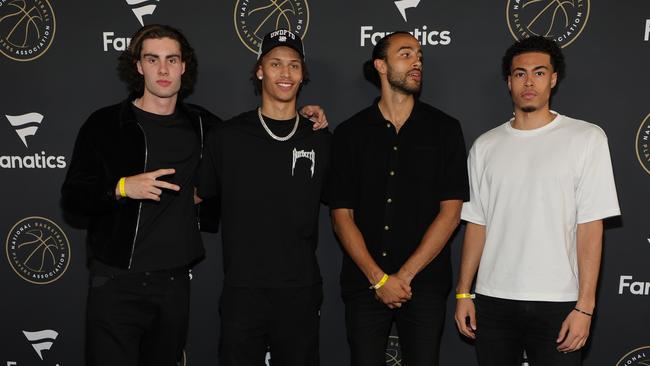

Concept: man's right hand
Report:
left=454, top=298, right=477, bottom=339
left=375, top=275, right=412, bottom=308
left=115, top=168, right=180, bottom=201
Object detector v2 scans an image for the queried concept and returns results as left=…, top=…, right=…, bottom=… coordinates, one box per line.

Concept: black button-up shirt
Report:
left=330, top=101, right=469, bottom=293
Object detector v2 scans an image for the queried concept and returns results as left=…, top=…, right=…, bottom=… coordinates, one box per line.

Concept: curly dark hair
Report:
left=249, top=53, right=310, bottom=95
left=363, top=31, right=412, bottom=88
left=501, top=36, right=565, bottom=88
left=118, top=24, right=198, bottom=99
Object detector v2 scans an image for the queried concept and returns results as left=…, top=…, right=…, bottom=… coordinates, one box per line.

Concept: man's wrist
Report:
left=575, top=300, right=595, bottom=313
left=397, top=268, right=415, bottom=283
left=368, top=269, right=386, bottom=285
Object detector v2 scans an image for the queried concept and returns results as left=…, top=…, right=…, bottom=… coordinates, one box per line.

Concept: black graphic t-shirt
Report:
left=198, top=109, right=331, bottom=288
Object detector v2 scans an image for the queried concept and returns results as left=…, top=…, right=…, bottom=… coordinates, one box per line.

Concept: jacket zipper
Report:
left=196, top=116, right=203, bottom=230
left=128, top=122, right=148, bottom=269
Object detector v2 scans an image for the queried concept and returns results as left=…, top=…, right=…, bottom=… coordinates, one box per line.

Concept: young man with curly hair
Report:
left=454, top=36, right=620, bottom=366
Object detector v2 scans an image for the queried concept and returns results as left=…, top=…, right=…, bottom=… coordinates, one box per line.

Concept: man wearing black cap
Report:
left=329, top=32, right=469, bottom=365
left=198, top=29, right=330, bottom=366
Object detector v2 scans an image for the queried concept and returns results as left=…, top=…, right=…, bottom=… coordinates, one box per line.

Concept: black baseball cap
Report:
left=257, top=29, right=305, bottom=60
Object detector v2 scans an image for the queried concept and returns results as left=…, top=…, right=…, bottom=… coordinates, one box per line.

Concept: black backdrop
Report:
left=2, top=1, right=649, bottom=365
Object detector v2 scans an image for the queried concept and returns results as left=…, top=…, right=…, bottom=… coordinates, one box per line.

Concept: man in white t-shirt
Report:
left=454, top=36, right=620, bottom=365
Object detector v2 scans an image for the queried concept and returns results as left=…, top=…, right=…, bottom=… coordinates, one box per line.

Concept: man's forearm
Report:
left=576, top=220, right=603, bottom=312
left=456, top=222, right=486, bottom=293
left=332, top=208, right=385, bottom=285
left=398, top=200, right=462, bottom=282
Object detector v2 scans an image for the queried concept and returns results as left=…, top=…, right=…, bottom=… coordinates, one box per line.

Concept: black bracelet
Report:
left=574, top=307, right=593, bottom=317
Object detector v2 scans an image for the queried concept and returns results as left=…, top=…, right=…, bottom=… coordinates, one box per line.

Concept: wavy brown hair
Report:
left=118, top=24, right=198, bottom=99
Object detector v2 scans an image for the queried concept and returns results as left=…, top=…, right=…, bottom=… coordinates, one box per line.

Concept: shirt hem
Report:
left=476, top=288, right=578, bottom=302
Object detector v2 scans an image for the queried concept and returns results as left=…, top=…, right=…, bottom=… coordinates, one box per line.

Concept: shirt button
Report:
left=386, top=123, right=391, bottom=128
left=384, top=225, right=390, bottom=231
left=382, top=251, right=388, bottom=257
left=387, top=198, right=392, bottom=203
left=393, top=146, right=398, bottom=151
left=389, top=171, right=395, bottom=176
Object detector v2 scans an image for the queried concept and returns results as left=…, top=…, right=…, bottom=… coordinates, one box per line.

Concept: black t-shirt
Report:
left=93, top=105, right=204, bottom=273
left=329, top=100, right=469, bottom=293
left=197, top=109, right=331, bottom=288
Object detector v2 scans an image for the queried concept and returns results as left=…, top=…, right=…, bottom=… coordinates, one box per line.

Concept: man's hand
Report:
left=556, top=309, right=591, bottom=352
left=299, top=105, right=328, bottom=130
left=454, top=299, right=477, bottom=339
left=115, top=168, right=180, bottom=201
left=375, top=275, right=411, bottom=308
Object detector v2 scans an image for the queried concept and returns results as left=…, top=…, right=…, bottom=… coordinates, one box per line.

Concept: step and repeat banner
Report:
left=1, top=1, right=649, bottom=365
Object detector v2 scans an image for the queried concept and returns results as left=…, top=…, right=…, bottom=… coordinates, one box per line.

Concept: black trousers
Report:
left=219, top=284, right=323, bottom=366
left=343, top=288, right=446, bottom=366
left=475, top=295, right=582, bottom=366
left=85, top=268, right=190, bottom=366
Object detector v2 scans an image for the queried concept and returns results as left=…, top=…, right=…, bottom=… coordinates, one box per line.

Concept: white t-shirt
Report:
left=461, top=112, right=620, bottom=301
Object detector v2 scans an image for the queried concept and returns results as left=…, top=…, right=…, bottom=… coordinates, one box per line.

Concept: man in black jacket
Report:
left=61, top=24, right=327, bottom=366
left=61, top=24, right=220, bottom=366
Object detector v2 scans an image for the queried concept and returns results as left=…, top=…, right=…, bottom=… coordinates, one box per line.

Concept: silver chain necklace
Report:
left=257, top=107, right=299, bottom=141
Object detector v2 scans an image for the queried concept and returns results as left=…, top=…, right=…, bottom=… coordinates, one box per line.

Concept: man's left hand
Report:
left=299, top=105, right=328, bottom=130
left=556, top=309, right=591, bottom=353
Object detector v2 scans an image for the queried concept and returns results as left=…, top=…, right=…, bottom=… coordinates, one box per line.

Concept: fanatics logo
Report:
left=23, top=329, right=58, bottom=360
left=394, top=0, right=420, bottom=22
left=126, top=0, right=160, bottom=26
left=618, top=275, right=650, bottom=296
left=5, top=112, right=43, bottom=148
left=359, top=0, right=451, bottom=47
left=292, top=148, right=315, bottom=177
left=1, top=112, right=67, bottom=169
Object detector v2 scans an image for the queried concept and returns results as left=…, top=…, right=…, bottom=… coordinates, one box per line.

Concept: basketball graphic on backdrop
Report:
left=506, top=0, right=589, bottom=48
left=234, top=0, right=309, bottom=53
left=636, top=113, right=650, bottom=175
left=616, top=346, right=650, bottom=366
left=5, top=217, right=70, bottom=284
left=0, top=0, right=55, bottom=61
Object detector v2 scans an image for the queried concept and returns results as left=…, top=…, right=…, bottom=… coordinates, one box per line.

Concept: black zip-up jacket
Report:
left=61, top=99, right=221, bottom=269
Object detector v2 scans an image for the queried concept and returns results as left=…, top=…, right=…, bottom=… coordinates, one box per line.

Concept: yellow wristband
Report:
left=455, top=293, right=475, bottom=299
left=118, top=177, right=127, bottom=198
left=370, top=274, right=389, bottom=290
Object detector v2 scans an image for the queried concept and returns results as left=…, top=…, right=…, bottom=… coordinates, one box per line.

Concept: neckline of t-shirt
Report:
left=504, top=111, right=562, bottom=136
left=131, top=103, right=180, bottom=122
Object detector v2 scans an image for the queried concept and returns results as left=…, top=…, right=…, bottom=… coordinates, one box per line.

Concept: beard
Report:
left=387, top=66, right=421, bottom=95
left=521, top=105, right=537, bottom=113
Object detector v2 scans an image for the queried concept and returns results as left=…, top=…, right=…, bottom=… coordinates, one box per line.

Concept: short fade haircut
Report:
left=118, top=24, right=198, bottom=99
left=363, top=31, right=412, bottom=88
left=501, top=36, right=565, bottom=89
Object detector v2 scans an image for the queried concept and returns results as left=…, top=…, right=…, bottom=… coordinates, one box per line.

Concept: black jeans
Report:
left=475, top=294, right=582, bottom=366
left=343, top=288, right=446, bottom=366
left=219, top=284, right=323, bottom=366
left=85, top=268, right=191, bottom=366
